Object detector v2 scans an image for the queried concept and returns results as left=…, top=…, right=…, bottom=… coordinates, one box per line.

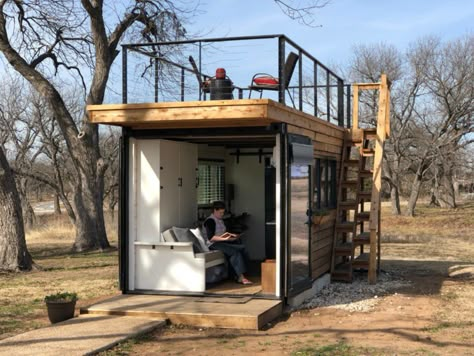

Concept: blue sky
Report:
left=189, top=0, right=474, bottom=65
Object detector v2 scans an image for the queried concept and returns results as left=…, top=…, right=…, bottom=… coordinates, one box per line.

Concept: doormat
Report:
left=194, top=296, right=252, bottom=304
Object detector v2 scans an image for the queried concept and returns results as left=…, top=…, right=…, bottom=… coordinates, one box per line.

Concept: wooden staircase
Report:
left=330, top=74, right=390, bottom=284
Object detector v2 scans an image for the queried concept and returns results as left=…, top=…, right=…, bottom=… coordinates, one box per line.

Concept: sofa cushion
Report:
left=172, top=227, right=203, bottom=253
left=190, top=227, right=210, bottom=252
left=162, top=228, right=177, bottom=242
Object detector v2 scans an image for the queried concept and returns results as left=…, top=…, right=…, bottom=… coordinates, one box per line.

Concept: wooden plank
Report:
left=352, top=85, right=359, bottom=130
left=312, top=261, right=330, bottom=279
left=81, top=294, right=282, bottom=330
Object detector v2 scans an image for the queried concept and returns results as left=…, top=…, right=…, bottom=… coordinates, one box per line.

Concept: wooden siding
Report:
left=287, top=125, right=344, bottom=280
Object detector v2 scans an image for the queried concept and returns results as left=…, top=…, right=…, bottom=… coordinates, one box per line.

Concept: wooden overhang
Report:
left=86, top=99, right=345, bottom=141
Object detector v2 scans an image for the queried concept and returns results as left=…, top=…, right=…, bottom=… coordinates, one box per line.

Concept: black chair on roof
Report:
left=248, top=51, right=299, bottom=107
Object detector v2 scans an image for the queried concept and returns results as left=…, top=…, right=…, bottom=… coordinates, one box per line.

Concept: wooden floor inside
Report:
left=206, top=276, right=263, bottom=295
left=80, top=294, right=282, bottom=330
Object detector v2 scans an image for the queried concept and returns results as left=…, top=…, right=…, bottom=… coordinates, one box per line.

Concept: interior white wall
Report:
left=226, top=150, right=266, bottom=261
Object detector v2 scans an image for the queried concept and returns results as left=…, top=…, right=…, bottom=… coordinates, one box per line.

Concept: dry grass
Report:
left=0, top=214, right=120, bottom=339
left=381, top=201, right=474, bottom=262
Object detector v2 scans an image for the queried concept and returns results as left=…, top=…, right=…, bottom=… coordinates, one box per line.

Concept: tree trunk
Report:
left=70, top=145, right=109, bottom=252
left=406, top=173, right=423, bottom=217
left=18, top=179, right=36, bottom=229
left=54, top=193, right=61, bottom=215
left=0, top=147, right=33, bottom=271
left=390, top=184, right=401, bottom=215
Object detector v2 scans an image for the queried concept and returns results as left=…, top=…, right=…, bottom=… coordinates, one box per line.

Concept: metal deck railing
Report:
left=121, top=35, right=351, bottom=128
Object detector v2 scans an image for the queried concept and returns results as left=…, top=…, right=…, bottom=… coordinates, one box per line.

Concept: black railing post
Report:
left=198, top=41, right=203, bottom=101
left=313, top=62, right=318, bottom=117
left=122, top=46, right=127, bottom=104
left=298, top=49, right=303, bottom=111
left=346, top=84, right=351, bottom=128
left=278, top=36, right=286, bottom=105
left=180, top=68, right=185, bottom=102
left=154, top=57, right=159, bottom=103
left=326, top=71, right=330, bottom=123
left=337, top=78, right=344, bottom=127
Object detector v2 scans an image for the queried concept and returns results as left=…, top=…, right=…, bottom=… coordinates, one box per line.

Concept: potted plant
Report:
left=44, top=292, right=78, bottom=324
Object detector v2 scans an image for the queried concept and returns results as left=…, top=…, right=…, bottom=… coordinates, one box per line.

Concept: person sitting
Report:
left=203, top=201, right=253, bottom=285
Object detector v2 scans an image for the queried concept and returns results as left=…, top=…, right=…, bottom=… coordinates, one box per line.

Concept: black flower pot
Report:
left=45, top=300, right=76, bottom=324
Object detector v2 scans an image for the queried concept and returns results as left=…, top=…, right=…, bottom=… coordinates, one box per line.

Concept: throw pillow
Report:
left=190, top=227, right=210, bottom=252
left=172, top=226, right=203, bottom=253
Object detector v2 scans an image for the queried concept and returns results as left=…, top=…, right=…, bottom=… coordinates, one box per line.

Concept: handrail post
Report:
left=122, top=46, right=127, bottom=104
left=298, top=49, right=303, bottom=111
left=278, top=36, right=286, bottom=105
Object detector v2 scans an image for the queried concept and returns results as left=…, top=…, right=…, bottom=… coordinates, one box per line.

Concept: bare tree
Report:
left=405, top=35, right=474, bottom=215
left=0, top=0, right=193, bottom=253
left=274, top=0, right=329, bottom=26
left=0, top=145, right=33, bottom=271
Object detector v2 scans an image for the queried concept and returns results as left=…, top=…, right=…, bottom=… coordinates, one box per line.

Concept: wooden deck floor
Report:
left=80, top=294, right=282, bottom=330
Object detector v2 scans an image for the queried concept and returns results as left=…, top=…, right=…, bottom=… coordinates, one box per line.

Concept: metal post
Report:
left=298, top=49, right=303, bottom=111
left=337, top=78, right=344, bottom=127
left=326, top=71, right=330, bottom=123
left=278, top=36, right=286, bottom=105
left=122, top=47, right=127, bottom=104
left=154, top=58, right=159, bottom=103
left=198, top=42, right=203, bottom=101
left=180, top=68, right=185, bottom=102
left=313, top=62, right=318, bottom=117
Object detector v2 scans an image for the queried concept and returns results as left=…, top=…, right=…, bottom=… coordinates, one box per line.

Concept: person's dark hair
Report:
left=212, top=201, right=226, bottom=211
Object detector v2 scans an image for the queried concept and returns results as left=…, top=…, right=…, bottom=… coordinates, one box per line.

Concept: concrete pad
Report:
left=0, top=315, right=165, bottom=356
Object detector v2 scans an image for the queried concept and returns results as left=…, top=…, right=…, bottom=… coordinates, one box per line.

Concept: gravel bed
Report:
left=299, top=270, right=412, bottom=312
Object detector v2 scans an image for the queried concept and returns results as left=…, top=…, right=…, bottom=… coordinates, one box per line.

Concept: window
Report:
left=197, top=160, right=225, bottom=205
left=314, top=158, right=337, bottom=210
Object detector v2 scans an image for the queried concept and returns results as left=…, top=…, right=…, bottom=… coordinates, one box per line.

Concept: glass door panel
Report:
left=289, top=163, right=311, bottom=289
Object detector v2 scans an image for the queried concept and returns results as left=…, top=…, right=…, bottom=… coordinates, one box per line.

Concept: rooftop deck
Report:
left=112, top=34, right=350, bottom=128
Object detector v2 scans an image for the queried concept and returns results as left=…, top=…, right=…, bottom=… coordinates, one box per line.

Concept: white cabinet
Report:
left=128, top=138, right=197, bottom=290
left=159, top=139, right=198, bottom=231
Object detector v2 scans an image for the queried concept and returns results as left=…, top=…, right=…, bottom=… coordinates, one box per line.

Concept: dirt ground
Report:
left=103, top=204, right=474, bottom=356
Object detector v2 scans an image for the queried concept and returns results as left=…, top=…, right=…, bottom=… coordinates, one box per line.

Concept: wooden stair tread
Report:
left=359, top=191, right=372, bottom=200
left=361, top=148, right=375, bottom=157
left=353, top=253, right=370, bottom=267
left=359, top=170, right=373, bottom=178
left=353, top=232, right=370, bottom=245
left=363, top=128, right=377, bottom=138
left=357, top=212, right=370, bottom=221
left=339, top=200, right=357, bottom=209
left=344, top=159, right=359, bottom=167
left=342, top=180, right=358, bottom=188
left=332, top=263, right=353, bottom=282
left=335, top=242, right=353, bottom=255
left=336, top=222, right=355, bottom=232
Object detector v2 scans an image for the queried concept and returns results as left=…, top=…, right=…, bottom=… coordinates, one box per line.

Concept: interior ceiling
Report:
left=163, top=134, right=276, bottom=149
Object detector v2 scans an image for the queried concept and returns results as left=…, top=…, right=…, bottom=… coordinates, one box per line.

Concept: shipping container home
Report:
left=86, top=35, right=390, bottom=313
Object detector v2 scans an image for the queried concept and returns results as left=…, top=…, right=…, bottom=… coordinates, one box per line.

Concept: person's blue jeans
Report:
left=210, top=242, right=248, bottom=277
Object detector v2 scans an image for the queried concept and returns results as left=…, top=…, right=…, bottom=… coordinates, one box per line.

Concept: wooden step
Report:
left=363, top=128, right=377, bottom=139
left=336, top=222, right=355, bottom=232
left=357, top=212, right=370, bottom=221
left=339, top=200, right=357, bottom=209
left=353, top=232, right=370, bottom=245
left=342, top=180, right=358, bottom=189
left=361, top=148, right=375, bottom=157
left=359, top=191, right=372, bottom=200
left=344, top=159, right=359, bottom=168
left=352, top=253, right=370, bottom=268
left=332, top=263, right=352, bottom=282
left=335, top=242, right=353, bottom=256
left=359, top=170, right=373, bottom=178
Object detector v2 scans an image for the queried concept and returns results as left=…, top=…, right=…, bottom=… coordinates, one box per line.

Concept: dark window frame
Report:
left=314, top=158, right=337, bottom=210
